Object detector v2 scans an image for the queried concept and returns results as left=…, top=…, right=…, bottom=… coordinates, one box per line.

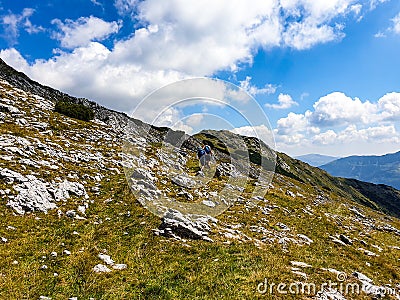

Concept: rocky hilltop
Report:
left=0, top=59, right=399, bottom=299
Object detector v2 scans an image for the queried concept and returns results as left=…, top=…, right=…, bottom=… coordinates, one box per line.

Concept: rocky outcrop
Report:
left=1, top=168, right=88, bottom=214
left=154, top=209, right=217, bottom=242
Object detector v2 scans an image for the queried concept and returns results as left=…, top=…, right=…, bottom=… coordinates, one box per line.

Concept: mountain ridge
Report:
left=321, top=150, right=400, bottom=190
left=295, top=153, right=339, bottom=167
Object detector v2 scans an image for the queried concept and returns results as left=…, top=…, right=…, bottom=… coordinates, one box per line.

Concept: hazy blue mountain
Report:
left=295, top=154, right=339, bottom=167
left=320, top=151, right=400, bottom=190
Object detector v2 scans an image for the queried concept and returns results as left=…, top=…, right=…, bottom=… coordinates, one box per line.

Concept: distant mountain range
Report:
left=295, top=154, right=339, bottom=167
left=320, top=151, right=400, bottom=190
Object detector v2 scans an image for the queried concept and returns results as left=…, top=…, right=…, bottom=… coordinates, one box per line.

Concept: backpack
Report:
left=197, top=149, right=206, bottom=158
left=204, top=145, right=211, bottom=154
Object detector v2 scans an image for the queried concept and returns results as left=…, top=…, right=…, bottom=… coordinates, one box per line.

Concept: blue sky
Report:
left=1, top=0, right=400, bottom=157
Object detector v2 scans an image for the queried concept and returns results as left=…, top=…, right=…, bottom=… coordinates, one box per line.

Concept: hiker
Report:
left=203, top=143, right=212, bottom=167
left=197, top=147, right=206, bottom=170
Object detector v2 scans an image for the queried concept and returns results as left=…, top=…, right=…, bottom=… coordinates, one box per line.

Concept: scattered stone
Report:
left=155, top=209, right=215, bottom=242
left=321, top=268, right=343, bottom=277
left=112, top=264, right=127, bottom=270
left=297, top=234, right=313, bottom=244
left=315, top=288, right=347, bottom=300
left=98, top=253, right=114, bottom=265
left=291, top=261, right=312, bottom=268
left=65, top=210, right=76, bottom=218
left=215, top=162, right=240, bottom=177
left=202, top=200, right=216, bottom=207
left=8, top=176, right=57, bottom=214
left=0, top=167, right=27, bottom=184
left=177, top=190, right=193, bottom=201
left=339, top=234, right=353, bottom=245
left=93, top=264, right=112, bottom=273
left=0, top=103, right=20, bottom=114
left=291, top=270, right=307, bottom=279
left=349, top=207, right=366, bottom=219
left=63, top=250, right=71, bottom=256
left=1, top=237, right=7, bottom=243
left=131, top=168, right=155, bottom=182
left=172, top=173, right=197, bottom=188
left=377, top=224, right=400, bottom=236
left=372, top=244, right=383, bottom=252
left=276, top=222, right=290, bottom=231
left=352, top=271, right=372, bottom=283
left=357, top=247, right=379, bottom=257
left=286, top=190, right=296, bottom=198
left=330, top=236, right=348, bottom=247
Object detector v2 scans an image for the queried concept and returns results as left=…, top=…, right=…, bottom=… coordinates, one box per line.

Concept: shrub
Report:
left=55, top=101, right=94, bottom=121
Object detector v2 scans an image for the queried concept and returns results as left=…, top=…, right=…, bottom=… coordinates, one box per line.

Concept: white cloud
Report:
left=350, top=4, right=362, bottom=15
left=377, top=92, right=400, bottom=121
left=114, top=0, right=139, bottom=16
left=369, top=0, right=389, bottom=10
left=282, top=21, right=340, bottom=50
left=185, top=114, right=204, bottom=127
left=91, top=0, right=103, bottom=6
left=312, top=124, right=399, bottom=145
left=275, top=91, right=400, bottom=156
left=265, top=93, right=298, bottom=109
left=239, top=76, right=276, bottom=96
left=1, top=8, right=44, bottom=45
left=392, top=12, right=400, bottom=34
left=0, top=0, right=380, bottom=117
left=153, top=107, right=195, bottom=133
left=313, top=129, right=338, bottom=145
left=231, top=124, right=275, bottom=147
left=51, top=16, right=121, bottom=49
left=309, top=92, right=376, bottom=126
left=374, top=31, right=386, bottom=38
left=375, top=11, right=400, bottom=37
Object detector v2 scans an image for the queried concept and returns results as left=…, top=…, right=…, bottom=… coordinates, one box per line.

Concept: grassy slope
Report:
left=0, top=82, right=399, bottom=299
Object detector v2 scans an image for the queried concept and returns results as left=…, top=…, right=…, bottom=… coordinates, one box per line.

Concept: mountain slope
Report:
left=321, top=151, right=400, bottom=190
left=0, top=60, right=399, bottom=299
left=295, top=154, right=339, bottom=167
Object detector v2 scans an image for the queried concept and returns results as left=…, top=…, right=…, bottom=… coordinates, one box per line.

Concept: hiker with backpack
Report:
left=197, top=147, right=206, bottom=170
left=203, top=143, right=212, bottom=167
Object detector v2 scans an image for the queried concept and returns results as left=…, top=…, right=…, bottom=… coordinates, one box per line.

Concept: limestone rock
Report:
left=155, top=209, right=215, bottom=242
left=93, top=264, right=112, bottom=273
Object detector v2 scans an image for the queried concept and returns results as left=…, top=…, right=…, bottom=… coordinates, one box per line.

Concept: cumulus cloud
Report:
left=282, top=21, right=340, bottom=50
left=309, top=92, right=376, bottom=126
left=239, top=76, right=276, bottom=96
left=231, top=124, right=275, bottom=147
left=114, top=0, right=139, bottom=16
left=265, top=93, right=298, bottom=110
left=185, top=114, right=204, bottom=127
left=312, top=124, right=399, bottom=145
left=1, top=8, right=44, bottom=45
left=0, top=0, right=378, bottom=116
left=51, top=16, right=121, bottom=49
left=275, top=91, right=400, bottom=155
